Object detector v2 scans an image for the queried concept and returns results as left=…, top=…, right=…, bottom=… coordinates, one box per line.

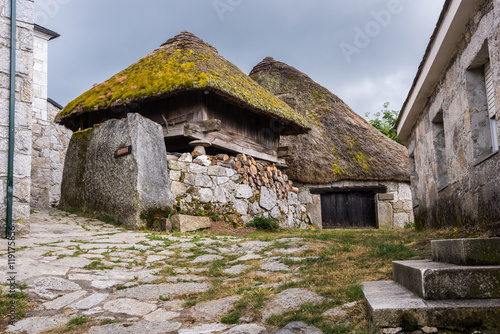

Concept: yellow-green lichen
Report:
left=57, top=44, right=310, bottom=132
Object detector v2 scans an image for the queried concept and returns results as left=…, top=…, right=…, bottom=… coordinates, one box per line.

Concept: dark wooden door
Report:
left=321, top=192, right=376, bottom=228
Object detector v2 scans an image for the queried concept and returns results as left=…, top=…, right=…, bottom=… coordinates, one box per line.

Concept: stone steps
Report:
left=363, top=281, right=500, bottom=331
left=431, top=237, right=500, bottom=266
left=392, top=260, right=500, bottom=300
left=363, top=238, right=500, bottom=331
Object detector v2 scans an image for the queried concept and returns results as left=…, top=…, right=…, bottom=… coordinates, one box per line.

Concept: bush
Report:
left=246, top=216, right=280, bottom=232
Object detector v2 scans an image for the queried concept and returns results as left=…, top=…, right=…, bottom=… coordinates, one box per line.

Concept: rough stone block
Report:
left=378, top=193, right=395, bottom=201
left=171, top=181, right=186, bottom=198
left=199, top=188, right=213, bottom=203
left=168, top=160, right=187, bottom=172
left=431, top=238, right=500, bottom=265
left=59, top=113, right=174, bottom=228
left=393, top=260, right=500, bottom=300
left=363, top=281, right=500, bottom=331
left=236, top=184, right=253, bottom=199
left=171, top=214, right=211, bottom=232
left=260, top=186, right=277, bottom=210
left=393, top=212, right=409, bottom=228
left=298, top=191, right=312, bottom=204
left=306, top=203, right=322, bottom=230
left=377, top=202, right=394, bottom=228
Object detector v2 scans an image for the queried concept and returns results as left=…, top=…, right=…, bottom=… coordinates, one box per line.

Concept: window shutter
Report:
left=485, top=62, right=496, bottom=118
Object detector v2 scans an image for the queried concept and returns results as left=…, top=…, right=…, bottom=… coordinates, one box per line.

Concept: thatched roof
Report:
left=249, top=57, right=410, bottom=184
left=56, top=31, right=309, bottom=135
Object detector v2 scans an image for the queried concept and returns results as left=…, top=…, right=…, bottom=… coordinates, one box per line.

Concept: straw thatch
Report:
left=56, top=31, right=309, bottom=135
left=249, top=57, right=410, bottom=184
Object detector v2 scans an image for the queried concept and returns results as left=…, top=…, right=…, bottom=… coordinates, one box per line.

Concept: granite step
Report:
left=362, top=280, right=500, bottom=332
left=431, top=238, right=500, bottom=265
left=392, top=260, right=500, bottom=300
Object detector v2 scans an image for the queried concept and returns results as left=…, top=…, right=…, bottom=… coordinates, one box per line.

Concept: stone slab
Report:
left=261, top=288, right=325, bottom=321
left=87, top=321, right=182, bottom=334
left=431, top=238, right=500, bottom=265
left=6, top=315, right=69, bottom=334
left=362, top=281, right=500, bottom=331
left=393, top=260, right=500, bottom=300
left=171, top=214, right=211, bottom=232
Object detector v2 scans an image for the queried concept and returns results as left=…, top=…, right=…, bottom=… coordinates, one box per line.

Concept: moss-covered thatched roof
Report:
left=249, top=57, right=410, bottom=184
left=56, top=31, right=309, bottom=135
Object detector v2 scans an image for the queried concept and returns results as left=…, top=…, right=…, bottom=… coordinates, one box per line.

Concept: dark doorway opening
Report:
left=320, top=191, right=376, bottom=229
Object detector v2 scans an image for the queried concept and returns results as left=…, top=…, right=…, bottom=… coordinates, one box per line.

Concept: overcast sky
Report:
left=35, top=0, right=445, bottom=119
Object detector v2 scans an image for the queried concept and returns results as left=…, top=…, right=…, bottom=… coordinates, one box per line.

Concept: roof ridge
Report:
left=161, top=30, right=217, bottom=52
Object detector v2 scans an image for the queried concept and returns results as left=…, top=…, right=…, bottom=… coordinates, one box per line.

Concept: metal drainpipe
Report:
left=6, top=0, right=16, bottom=238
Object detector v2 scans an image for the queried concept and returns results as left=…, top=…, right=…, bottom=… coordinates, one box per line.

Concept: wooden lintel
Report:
left=162, top=123, right=282, bottom=163
left=206, top=130, right=280, bottom=163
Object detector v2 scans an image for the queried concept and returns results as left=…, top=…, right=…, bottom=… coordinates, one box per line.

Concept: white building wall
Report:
left=30, top=30, right=72, bottom=208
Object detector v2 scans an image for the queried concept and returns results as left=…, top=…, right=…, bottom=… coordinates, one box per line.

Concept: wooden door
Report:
left=321, top=191, right=376, bottom=229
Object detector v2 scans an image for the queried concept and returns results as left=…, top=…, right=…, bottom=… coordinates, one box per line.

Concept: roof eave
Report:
left=396, top=0, right=478, bottom=145
left=34, top=24, right=60, bottom=40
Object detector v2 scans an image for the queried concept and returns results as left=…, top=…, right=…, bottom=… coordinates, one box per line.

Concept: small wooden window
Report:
left=485, top=62, right=499, bottom=152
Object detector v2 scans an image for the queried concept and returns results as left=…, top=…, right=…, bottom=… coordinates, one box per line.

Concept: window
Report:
left=466, top=43, right=497, bottom=160
left=485, top=62, right=499, bottom=152
left=432, top=111, right=448, bottom=190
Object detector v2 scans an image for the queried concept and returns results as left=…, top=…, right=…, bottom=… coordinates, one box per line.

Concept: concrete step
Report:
left=362, top=280, right=500, bottom=332
left=392, top=260, right=500, bottom=300
left=432, top=238, right=500, bottom=265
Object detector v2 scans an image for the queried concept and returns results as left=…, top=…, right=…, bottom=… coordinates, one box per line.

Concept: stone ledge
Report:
left=393, top=260, right=500, bottom=300
left=363, top=281, right=500, bottom=331
left=431, top=238, right=500, bottom=265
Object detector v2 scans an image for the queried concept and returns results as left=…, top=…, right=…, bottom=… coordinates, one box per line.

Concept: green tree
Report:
left=365, top=102, right=402, bottom=144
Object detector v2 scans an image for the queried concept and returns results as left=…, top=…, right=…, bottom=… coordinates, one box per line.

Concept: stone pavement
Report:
left=1, top=209, right=337, bottom=334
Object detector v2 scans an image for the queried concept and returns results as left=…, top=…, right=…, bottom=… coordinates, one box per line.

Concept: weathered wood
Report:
left=278, top=146, right=291, bottom=158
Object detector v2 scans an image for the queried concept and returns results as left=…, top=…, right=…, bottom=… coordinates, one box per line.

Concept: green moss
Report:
left=57, top=44, right=309, bottom=131
left=140, top=207, right=172, bottom=230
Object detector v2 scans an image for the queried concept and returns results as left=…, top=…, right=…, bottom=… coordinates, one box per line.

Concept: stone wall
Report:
left=296, top=180, right=414, bottom=229
left=407, top=0, right=500, bottom=232
left=31, top=30, right=72, bottom=208
left=0, top=0, right=34, bottom=234
left=168, top=153, right=311, bottom=228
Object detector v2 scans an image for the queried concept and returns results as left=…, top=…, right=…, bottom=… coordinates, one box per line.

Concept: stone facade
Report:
left=168, top=153, right=311, bottom=228
left=296, top=181, right=414, bottom=229
left=404, top=0, right=500, bottom=231
left=31, top=27, right=71, bottom=208
left=0, top=0, right=35, bottom=234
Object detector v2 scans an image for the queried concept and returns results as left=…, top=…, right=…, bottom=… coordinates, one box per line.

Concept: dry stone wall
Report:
left=168, top=153, right=311, bottom=228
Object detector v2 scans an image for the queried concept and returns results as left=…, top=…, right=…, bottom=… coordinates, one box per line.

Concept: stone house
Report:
left=396, top=0, right=500, bottom=233
left=56, top=32, right=311, bottom=228
left=56, top=31, right=309, bottom=164
left=250, top=57, right=414, bottom=229
left=1, top=0, right=69, bottom=234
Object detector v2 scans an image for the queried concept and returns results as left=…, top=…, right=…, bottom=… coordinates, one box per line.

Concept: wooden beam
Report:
left=162, top=122, right=283, bottom=163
